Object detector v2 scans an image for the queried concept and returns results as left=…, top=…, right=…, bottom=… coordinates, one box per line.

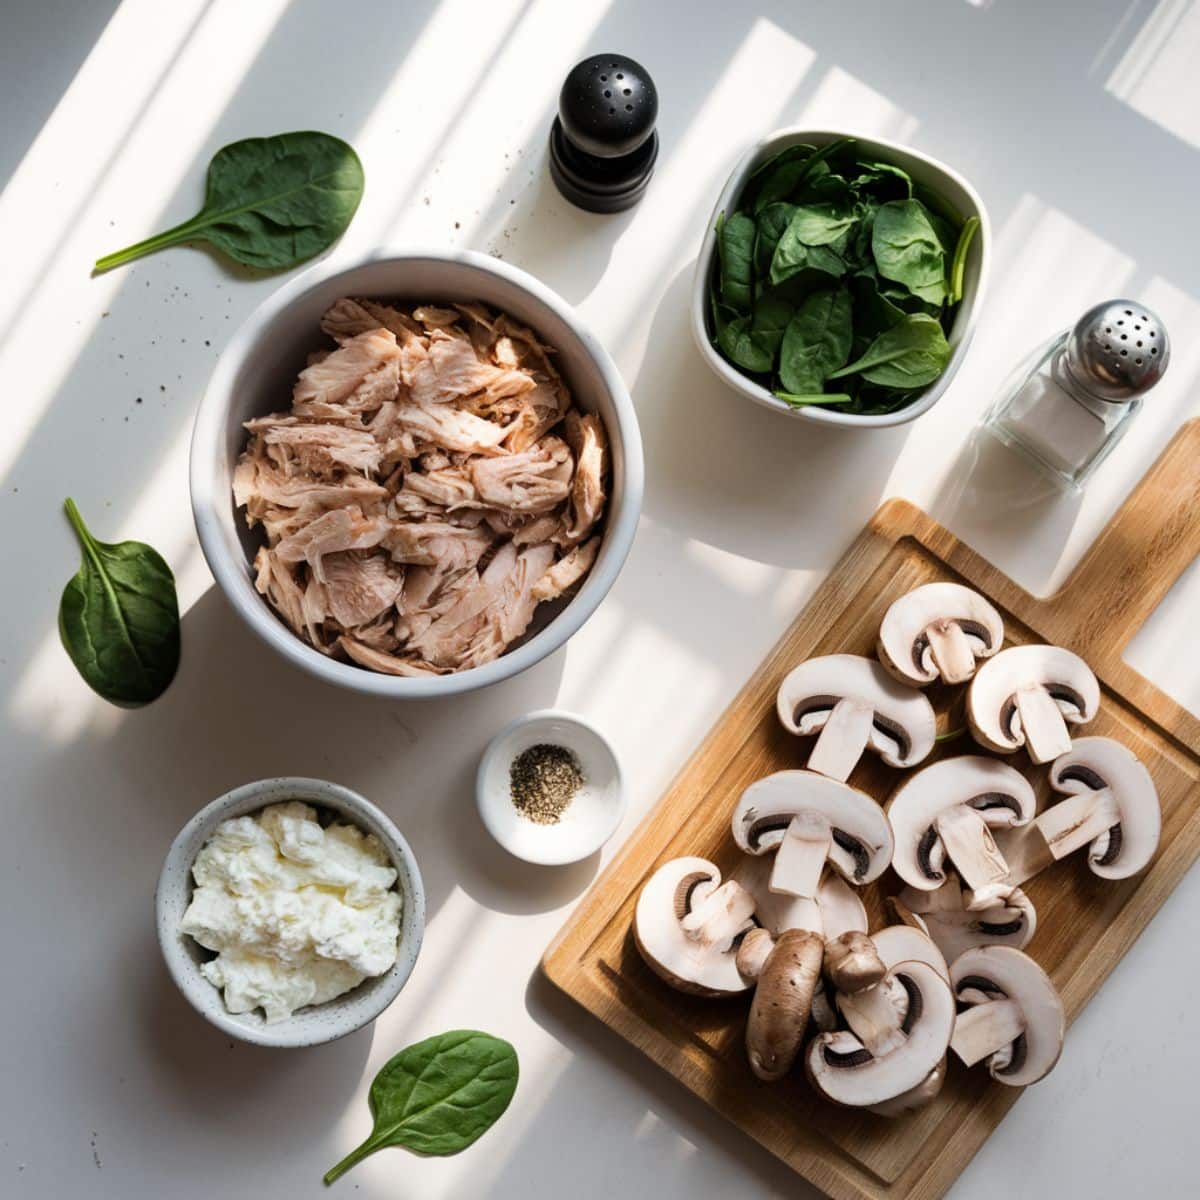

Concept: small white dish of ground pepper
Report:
left=476, top=709, right=624, bottom=866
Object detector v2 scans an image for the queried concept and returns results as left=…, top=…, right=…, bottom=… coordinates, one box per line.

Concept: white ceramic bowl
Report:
left=156, top=777, right=425, bottom=1048
left=691, top=128, right=990, bottom=428
left=191, top=251, right=644, bottom=698
left=476, top=709, right=624, bottom=865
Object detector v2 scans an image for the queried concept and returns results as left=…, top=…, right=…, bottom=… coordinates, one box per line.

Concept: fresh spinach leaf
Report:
left=94, top=131, right=364, bottom=273
left=716, top=210, right=756, bottom=310
left=949, top=215, right=980, bottom=304
left=717, top=296, right=792, bottom=372
left=769, top=212, right=848, bottom=286
left=58, top=498, right=180, bottom=706
left=850, top=270, right=907, bottom=336
left=753, top=137, right=853, bottom=213
left=871, top=199, right=947, bottom=306
left=323, top=1031, right=518, bottom=1186
left=777, top=202, right=857, bottom=248
left=754, top=202, right=798, bottom=277
left=778, top=286, right=853, bottom=394
left=828, top=313, right=951, bottom=388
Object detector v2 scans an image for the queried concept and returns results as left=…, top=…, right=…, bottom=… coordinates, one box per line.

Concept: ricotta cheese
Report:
left=180, top=801, right=402, bottom=1023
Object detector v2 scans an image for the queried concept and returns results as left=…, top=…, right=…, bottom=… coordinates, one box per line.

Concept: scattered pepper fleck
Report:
left=510, top=743, right=585, bottom=825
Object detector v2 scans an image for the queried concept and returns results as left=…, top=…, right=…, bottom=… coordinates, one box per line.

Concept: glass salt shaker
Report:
left=981, top=300, right=1170, bottom=491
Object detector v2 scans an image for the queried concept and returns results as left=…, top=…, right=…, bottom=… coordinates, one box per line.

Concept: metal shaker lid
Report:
left=1063, top=300, right=1169, bottom=402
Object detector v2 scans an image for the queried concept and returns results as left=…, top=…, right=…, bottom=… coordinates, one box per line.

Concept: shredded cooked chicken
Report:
left=235, top=299, right=609, bottom=675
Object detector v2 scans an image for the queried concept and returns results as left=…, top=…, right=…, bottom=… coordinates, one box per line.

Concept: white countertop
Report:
left=2, top=1, right=1197, bottom=1196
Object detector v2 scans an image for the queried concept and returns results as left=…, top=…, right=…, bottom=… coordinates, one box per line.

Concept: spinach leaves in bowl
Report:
left=707, top=138, right=979, bottom=416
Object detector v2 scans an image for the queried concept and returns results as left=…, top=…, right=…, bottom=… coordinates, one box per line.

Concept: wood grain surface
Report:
left=543, top=420, right=1200, bottom=1200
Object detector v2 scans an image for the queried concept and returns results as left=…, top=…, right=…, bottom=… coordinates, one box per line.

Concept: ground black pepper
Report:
left=509, top=743, right=584, bottom=825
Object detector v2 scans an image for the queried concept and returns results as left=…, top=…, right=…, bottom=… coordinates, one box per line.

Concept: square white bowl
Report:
left=690, top=128, right=990, bottom=428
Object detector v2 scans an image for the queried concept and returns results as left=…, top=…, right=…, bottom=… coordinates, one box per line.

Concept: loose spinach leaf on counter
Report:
left=94, top=131, right=364, bottom=273
left=778, top=286, right=853, bottom=394
left=828, top=313, right=951, bottom=389
left=323, top=1031, right=519, bottom=1186
left=58, top=499, right=180, bottom=706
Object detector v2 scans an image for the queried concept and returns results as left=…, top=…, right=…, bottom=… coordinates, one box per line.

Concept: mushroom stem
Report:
left=949, top=999, right=1024, bottom=1067
left=746, top=930, right=824, bottom=1081
left=735, top=927, right=775, bottom=979
left=680, top=879, right=756, bottom=947
left=925, top=619, right=976, bottom=685
left=1033, top=787, right=1121, bottom=862
left=839, top=978, right=909, bottom=1057
left=768, top=813, right=832, bottom=898
left=933, top=806, right=1011, bottom=892
left=1013, top=685, right=1072, bottom=764
left=807, top=698, right=873, bottom=782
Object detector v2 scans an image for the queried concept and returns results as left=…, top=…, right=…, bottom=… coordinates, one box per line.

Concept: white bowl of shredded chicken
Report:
left=192, top=252, right=643, bottom=697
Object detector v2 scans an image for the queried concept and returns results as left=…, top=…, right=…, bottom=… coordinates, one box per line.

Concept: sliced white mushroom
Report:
left=949, top=946, right=1064, bottom=1086
left=633, top=857, right=756, bottom=997
left=886, top=757, right=1035, bottom=899
left=806, top=959, right=955, bottom=1108
left=732, top=771, right=893, bottom=900
left=892, top=875, right=1036, bottom=961
left=777, top=655, right=936, bottom=780
left=878, top=583, right=1005, bottom=687
left=1015, top=737, right=1161, bottom=894
left=832, top=928, right=947, bottom=1062
left=968, top=644, right=1099, bottom=764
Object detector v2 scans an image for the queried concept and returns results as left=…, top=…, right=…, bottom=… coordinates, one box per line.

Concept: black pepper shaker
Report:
left=549, top=53, right=658, bottom=213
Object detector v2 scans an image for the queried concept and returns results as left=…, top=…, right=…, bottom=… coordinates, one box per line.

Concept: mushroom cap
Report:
left=886, top=756, right=1036, bottom=891
left=777, top=654, right=936, bottom=771
left=733, top=854, right=867, bottom=939
left=950, top=946, right=1065, bottom=1086
left=633, top=857, right=754, bottom=996
left=872, top=923, right=949, bottom=983
left=824, top=930, right=887, bottom=993
left=1049, top=736, right=1160, bottom=879
left=732, top=771, right=893, bottom=887
left=746, top=929, right=824, bottom=1081
left=877, top=583, right=1004, bottom=687
left=806, top=959, right=955, bottom=1107
left=967, top=644, right=1099, bottom=757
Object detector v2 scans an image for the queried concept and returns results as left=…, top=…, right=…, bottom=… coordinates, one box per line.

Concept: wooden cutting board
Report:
left=543, top=420, right=1200, bottom=1200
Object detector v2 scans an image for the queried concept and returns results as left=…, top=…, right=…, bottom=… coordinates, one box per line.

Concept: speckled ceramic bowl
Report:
left=156, top=777, right=424, bottom=1048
